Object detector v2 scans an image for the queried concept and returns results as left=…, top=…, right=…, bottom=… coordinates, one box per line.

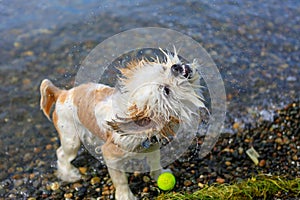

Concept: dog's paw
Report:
left=57, top=168, right=82, bottom=182
left=115, top=186, right=136, bottom=200
left=57, top=162, right=82, bottom=182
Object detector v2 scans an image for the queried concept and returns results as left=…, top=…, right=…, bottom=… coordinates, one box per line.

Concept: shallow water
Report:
left=0, top=0, right=299, bottom=197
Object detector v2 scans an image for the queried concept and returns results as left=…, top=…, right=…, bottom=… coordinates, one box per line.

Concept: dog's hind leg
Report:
left=102, top=142, right=136, bottom=200
left=53, top=109, right=82, bottom=182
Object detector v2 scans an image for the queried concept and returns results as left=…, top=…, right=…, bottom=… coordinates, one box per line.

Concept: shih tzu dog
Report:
left=40, top=49, right=206, bottom=200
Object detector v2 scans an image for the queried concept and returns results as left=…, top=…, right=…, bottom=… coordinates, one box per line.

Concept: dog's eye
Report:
left=163, top=86, right=170, bottom=96
left=171, top=64, right=183, bottom=77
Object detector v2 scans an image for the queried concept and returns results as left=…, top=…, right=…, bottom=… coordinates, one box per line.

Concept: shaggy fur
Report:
left=40, top=50, right=205, bottom=200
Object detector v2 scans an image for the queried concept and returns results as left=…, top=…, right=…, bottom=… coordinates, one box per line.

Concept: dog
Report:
left=40, top=49, right=206, bottom=200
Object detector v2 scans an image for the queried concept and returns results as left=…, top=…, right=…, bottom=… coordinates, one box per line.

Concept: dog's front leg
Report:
left=147, top=146, right=173, bottom=181
left=147, top=145, right=163, bottom=181
left=107, top=167, right=136, bottom=200
left=102, top=142, right=136, bottom=200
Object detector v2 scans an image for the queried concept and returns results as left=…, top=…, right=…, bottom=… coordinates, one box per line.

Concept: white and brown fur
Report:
left=40, top=50, right=205, bottom=200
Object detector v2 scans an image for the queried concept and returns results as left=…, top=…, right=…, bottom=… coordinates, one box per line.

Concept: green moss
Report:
left=156, top=176, right=300, bottom=200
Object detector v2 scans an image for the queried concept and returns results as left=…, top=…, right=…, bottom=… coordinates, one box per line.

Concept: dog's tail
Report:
left=40, top=79, right=62, bottom=121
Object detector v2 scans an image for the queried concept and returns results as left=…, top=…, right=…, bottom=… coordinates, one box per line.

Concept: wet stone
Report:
left=238, top=147, right=244, bottom=155
left=23, top=153, right=32, bottom=162
left=292, top=155, right=298, bottom=161
left=143, top=175, right=151, bottom=183
left=198, top=182, right=204, bottom=188
left=275, top=137, right=284, bottom=145
left=142, top=187, right=149, bottom=193
left=50, top=182, right=60, bottom=191
left=259, top=159, right=266, bottom=167
left=225, top=161, right=231, bottom=166
left=76, top=187, right=87, bottom=197
left=183, top=180, right=192, bottom=187
left=15, top=179, right=24, bottom=187
left=64, top=192, right=73, bottom=199
left=91, top=177, right=101, bottom=185
left=216, top=178, right=225, bottom=184
left=32, top=180, right=40, bottom=188
left=79, top=167, right=87, bottom=174
left=102, top=190, right=110, bottom=196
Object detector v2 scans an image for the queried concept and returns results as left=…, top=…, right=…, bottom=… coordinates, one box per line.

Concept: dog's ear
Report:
left=107, top=117, right=157, bottom=135
left=157, top=116, right=179, bottom=139
left=107, top=116, right=180, bottom=140
left=107, top=103, right=158, bottom=135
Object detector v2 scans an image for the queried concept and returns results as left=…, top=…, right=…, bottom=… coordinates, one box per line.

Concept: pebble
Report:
left=143, top=176, right=151, bottom=183
left=72, top=183, right=83, bottom=191
left=286, top=76, right=297, bottom=82
left=23, top=153, right=32, bottom=162
left=133, top=171, right=140, bottom=177
left=259, top=159, right=266, bottom=167
left=21, top=50, right=34, bottom=56
left=142, top=187, right=149, bottom=193
left=33, top=147, right=42, bottom=153
left=90, top=177, right=101, bottom=185
left=22, top=78, right=31, bottom=86
left=32, top=180, right=40, bottom=188
left=275, top=137, right=283, bottom=145
left=14, top=42, right=21, bottom=48
left=238, top=147, right=244, bottom=155
left=79, top=167, right=87, bottom=174
left=232, top=122, right=240, bottom=130
left=109, top=185, right=114, bottom=190
left=225, top=161, right=231, bottom=166
left=102, top=190, right=110, bottom=196
left=64, top=193, right=73, bottom=199
left=216, top=178, right=225, bottom=184
left=45, top=144, right=52, bottom=150
left=14, top=179, right=24, bottom=187
left=198, top=183, right=204, bottom=188
left=183, top=180, right=192, bottom=187
left=50, top=182, right=60, bottom=191
left=244, top=138, right=252, bottom=143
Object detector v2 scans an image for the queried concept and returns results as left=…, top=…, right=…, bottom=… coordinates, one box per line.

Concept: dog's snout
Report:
left=171, top=64, right=193, bottom=79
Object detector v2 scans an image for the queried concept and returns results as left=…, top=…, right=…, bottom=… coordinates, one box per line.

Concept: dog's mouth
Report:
left=171, top=64, right=193, bottom=79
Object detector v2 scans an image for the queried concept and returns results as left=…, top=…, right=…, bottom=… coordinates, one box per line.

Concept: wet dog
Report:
left=40, top=50, right=205, bottom=200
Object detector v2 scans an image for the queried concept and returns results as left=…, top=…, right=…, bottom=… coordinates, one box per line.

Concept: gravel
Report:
left=0, top=101, right=298, bottom=199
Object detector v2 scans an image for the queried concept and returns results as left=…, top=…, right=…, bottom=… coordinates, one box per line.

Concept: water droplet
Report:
left=95, top=146, right=102, bottom=154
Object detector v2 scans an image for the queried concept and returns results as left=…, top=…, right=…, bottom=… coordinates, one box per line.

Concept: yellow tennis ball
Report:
left=157, top=172, right=176, bottom=191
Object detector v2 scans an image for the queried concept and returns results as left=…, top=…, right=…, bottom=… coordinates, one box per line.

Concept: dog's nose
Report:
left=171, top=64, right=192, bottom=79
left=171, top=64, right=182, bottom=77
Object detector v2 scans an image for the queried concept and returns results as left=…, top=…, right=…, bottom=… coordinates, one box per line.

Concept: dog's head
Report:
left=108, top=49, right=206, bottom=140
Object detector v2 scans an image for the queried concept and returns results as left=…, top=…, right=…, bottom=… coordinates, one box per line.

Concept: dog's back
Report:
left=39, top=79, right=117, bottom=182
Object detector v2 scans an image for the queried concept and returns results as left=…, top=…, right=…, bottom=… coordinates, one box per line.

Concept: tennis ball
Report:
left=157, top=172, right=176, bottom=191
